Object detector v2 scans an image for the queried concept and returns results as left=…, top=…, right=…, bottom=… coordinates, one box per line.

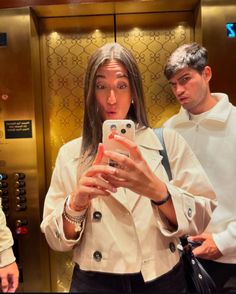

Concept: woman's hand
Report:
left=70, top=144, right=117, bottom=211
left=64, top=144, right=118, bottom=239
left=103, top=135, right=167, bottom=200
left=103, top=135, right=177, bottom=225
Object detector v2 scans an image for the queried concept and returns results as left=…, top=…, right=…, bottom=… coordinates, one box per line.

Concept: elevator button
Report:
left=16, top=196, right=27, bottom=204
left=16, top=203, right=27, bottom=211
left=0, top=181, right=8, bottom=188
left=1, top=195, right=9, bottom=200
left=14, top=173, right=26, bottom=180
left=2, top=203, right=9, bottom=211
left=15, top=181, right=26, bottom=188
left=15, top=188, right=26, bottom=196
left=15, top=226, right=28, bottom=235
left=1, top=197, right=9, bottom=204
left=15, top=219, right=28, bottom=227
left=0, top=173, right=8, bottom=181
left=0, top=189, right=8, bottom=196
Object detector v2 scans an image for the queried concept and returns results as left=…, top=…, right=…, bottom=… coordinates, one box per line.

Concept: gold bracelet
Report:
left=73, top=203, right=89, bottom=212
left=68, top=193, right=89, bottom=212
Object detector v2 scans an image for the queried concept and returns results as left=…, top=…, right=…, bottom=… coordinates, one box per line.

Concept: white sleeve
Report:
left=154, top=128, right=217, bottom=237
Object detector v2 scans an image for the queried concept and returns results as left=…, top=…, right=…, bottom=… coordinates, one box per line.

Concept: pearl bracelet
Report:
left=63, top=207, right=86, bottom=232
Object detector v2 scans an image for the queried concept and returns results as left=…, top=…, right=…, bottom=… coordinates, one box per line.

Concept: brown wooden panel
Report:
left=201, top=0, right=236, bottom=104
left=0, top=0, right=199, bottom=15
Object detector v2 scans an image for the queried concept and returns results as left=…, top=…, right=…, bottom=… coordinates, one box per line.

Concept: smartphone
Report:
left=102, top=119, right=135, bottom=167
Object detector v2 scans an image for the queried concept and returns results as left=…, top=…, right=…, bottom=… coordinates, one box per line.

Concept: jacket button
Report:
left=93, top=211, right=102, bottom=220
left=169, top=242, right=176, bottom=253
left=55, top=231, right=60, bottom=239
left=187, top=208, right=192, bottom=217
left=93, top=251, right=102, bottom=262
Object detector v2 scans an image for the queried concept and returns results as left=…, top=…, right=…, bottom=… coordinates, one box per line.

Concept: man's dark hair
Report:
left=164, top=42, right=208, bottom=80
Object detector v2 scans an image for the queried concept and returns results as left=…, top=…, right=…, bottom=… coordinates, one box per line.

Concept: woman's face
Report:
left=95, top=60, right=132, bottom=121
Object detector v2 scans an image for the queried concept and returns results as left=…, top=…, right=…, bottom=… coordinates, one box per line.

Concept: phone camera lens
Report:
left=126, top=123, right=131, bottom=128
left=121, top=128, right=126, bottom=134
left=110, top=124, right=116, bottom=130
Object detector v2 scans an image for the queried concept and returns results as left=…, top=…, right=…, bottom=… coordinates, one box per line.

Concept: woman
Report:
left=40, top=43, right=216, bottom=293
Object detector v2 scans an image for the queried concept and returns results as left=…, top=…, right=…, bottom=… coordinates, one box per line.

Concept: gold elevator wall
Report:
left=40, top=12, right=193, bottom=173
left=1, top=1, right=236, bottom=291
left=40, top=12, right=193, bottom=292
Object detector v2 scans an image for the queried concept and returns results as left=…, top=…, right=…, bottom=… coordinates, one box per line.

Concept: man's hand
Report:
left=190, top=233, right=223, bottom=260
left=0, top=262, right=19, bottom=293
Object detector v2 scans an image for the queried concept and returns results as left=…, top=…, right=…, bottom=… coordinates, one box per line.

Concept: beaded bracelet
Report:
left=63, top=208, right=86, bottom=232
left=151, top=191, right=171, bottom=206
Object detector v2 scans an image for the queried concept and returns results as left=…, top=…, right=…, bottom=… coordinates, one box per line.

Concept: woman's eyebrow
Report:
left=96, top=74, right=105, bottom=79
left=96, top=72, right=128, bottom=79
left=116, top=72, right=128, bottom=78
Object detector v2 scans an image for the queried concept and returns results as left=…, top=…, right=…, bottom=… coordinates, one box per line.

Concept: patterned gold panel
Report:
left=40, top=15, right=114, bottom=173
left=40, top=15, right=114, bottom=292
left=116, top=12, right=194, bottom=128
left=40, top=12, right=193, bottom=292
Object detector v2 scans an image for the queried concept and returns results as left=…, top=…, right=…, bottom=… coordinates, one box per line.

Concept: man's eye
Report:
left=180, top=76, right=190, bottom=84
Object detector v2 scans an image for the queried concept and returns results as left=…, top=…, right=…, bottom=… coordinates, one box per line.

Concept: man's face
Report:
left=168, top=67, right=211, bottom=114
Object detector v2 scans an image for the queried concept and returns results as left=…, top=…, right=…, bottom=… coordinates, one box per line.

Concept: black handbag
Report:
left=180, top=236, right=216, bottom=293
left=154, top=128, right=216, bottom=293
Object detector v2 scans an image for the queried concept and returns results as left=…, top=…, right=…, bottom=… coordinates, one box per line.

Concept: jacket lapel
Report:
left=136, top=127, right=163, bottom=172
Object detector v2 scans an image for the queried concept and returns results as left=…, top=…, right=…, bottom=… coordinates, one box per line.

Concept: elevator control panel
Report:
left=0, top=173, right=9, bottom=216
left=0, top=172, right=28, bottom=234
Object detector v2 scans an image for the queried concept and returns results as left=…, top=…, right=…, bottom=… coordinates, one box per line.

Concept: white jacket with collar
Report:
left=164, top=93, right=236, bottom=263
left=40, top=127, right=216, bottom=281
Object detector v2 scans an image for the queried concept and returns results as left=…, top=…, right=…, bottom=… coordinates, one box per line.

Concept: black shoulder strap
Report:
left=153, top=128, right=172, bottom=181
left=154, top=129, right=193, bottom=247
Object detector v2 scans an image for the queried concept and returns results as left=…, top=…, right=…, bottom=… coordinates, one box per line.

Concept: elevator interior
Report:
left=0, top=0, right=236, bottom=292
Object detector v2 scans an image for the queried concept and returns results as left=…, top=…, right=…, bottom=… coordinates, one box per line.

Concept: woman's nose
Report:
left=107, top=88, right=117, bottom=104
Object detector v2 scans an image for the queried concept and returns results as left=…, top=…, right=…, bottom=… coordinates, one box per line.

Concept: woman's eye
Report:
left=117, top=83, right=128, bottom=90
left=96, top=84, right=105, bottom=90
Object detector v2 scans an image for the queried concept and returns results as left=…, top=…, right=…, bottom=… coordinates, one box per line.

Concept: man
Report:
left=0, top=207, right=19, bottom=292
left=163, top=42, right=236, bottom=292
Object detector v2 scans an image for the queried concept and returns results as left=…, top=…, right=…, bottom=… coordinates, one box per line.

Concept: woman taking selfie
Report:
left=41, top=43, right=216, bottom=293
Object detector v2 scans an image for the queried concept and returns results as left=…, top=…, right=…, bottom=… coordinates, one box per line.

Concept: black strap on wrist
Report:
left=151, top=191, right=171, bottom=206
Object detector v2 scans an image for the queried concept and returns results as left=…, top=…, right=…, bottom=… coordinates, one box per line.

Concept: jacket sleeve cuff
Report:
left=151, top=183, right=185, bottom=235
left=41, top=197, right=81, bottom=252
left=213, top=228, right=236, bottom=255
left=152, top=182, right=200, bottom=237
left=0, top=248, right=16, bottom=268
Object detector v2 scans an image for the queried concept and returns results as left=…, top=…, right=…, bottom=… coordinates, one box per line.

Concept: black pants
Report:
left=198, top=258, right=236, bottom=293
left=69, top=260, right=187, bottom=293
